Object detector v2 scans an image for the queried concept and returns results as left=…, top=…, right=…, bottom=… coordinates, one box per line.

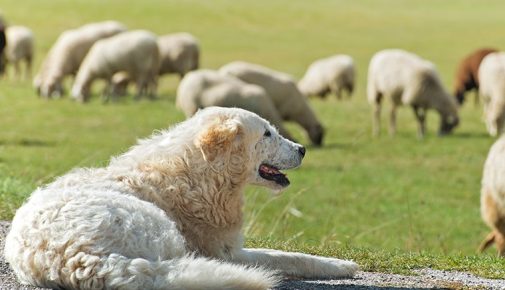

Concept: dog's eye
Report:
left=264, top=130, right=271, bottom=137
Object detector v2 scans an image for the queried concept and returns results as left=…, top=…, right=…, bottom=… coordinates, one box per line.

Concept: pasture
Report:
left=1, top=0, right=505, bottom=276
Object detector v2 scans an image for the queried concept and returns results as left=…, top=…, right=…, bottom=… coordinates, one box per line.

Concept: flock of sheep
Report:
left=2, top=17, right=505, bottom=256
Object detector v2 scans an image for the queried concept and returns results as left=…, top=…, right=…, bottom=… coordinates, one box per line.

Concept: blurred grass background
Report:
left=1, top=0, right=505, bottom=273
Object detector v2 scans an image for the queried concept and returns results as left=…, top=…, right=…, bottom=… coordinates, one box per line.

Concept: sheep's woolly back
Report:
left=479, top=52, right=505, bottom=101
left=35, top=21, right=126, bottom=96
left=5, top=25, right=33, bottom=63
left=453, top=48, right=497, bottom=103
left=72, top=30, right=159, bottom=100
left=298, top=54, right=355, bottom=97
left=157, top=32, right=199, bottom=76
left=478, top=52, right=505, bottom=136
left=367, top=49, right=458, bottom=116
left=219, top=61, right=324, bottom=144
left=176, top=70, right=291, bottom=139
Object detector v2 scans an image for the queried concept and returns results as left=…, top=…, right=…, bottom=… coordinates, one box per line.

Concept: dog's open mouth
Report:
left=259, top=164, right=290, bottom=187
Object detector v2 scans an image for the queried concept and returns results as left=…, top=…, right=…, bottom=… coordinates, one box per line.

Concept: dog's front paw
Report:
left=317, top=257, right=359, bottom=278
left=332, top=258, right=359, bottom=278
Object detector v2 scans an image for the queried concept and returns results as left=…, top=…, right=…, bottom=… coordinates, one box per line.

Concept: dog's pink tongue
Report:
left=260, top=164, right=280, bottom=175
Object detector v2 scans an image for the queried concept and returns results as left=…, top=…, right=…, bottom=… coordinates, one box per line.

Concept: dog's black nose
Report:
left=298, top=146, right=306, bottom=157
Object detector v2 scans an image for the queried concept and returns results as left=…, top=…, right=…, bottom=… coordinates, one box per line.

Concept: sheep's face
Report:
left=439, top=115, right=459, bottom=135
left=454, top=90, right=465, bottom=105
left=345, top=83, right=354, bottom=96
left=41, top=79, right=64, bottom=99
left=309, top=123, right=325, bottom=146
left=71, top=85, right=89, bottom=103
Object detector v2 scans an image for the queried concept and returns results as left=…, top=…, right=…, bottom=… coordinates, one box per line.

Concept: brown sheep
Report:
left=454, top=48, right=497, bottom=105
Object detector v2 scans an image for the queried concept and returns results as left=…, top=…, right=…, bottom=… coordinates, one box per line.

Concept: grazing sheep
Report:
left=478, top=52, right=505, bottom=137
left=220, top=61, right=325, bottom=146
left=479, top=135, right=505, bottom=256
left=454, top=48, right=497, bottom=105
left=298, top=54, right=355, bottom=99
left=5, top=107, right=358, bottom=289
left=176, top=69, right=294, bottom=140
left=158, top=32, right=199, bottom=77
left=35, top=21, right=126, bottom=98
left=367, top=49, right=459, bottom=138
left=110, top=32, right=199, bottom=96
left=3, top=25, right=33, bottom=79
left=71, top=30, right=160, bottom=103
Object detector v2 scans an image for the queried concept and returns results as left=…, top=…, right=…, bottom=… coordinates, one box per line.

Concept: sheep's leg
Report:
left=336, top=88, right=343, bottom=100
left=134, top=78, right=147, bottom=101
left=102, top=81, right=112, bottom=103
left=329, top=82, right=341, bottom=100
left=147, top=75, right=158, bottom=100
left=388, top=104, right=397, bottom=136
left=25, top=55, right=32, bottom=80
left=13, top=61, right=21, bottom=80
left=412, top=105, right=426, bottom=139
left=373, top=105, right=381, bottom=136
left=372, top=101, right=381, bottom=137
left=496, top=113, right=505, bottom=136
left=345, top=83, right=354, bottom=99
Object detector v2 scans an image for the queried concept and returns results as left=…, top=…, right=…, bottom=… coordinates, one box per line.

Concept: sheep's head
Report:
left=345, top=82, right=354, bottom=96
left=439, top=114, right=459, bottom=136
left=40, top=77, right=65, bottom=99
left=71, top=83, right=90, bottom=103
left=454, top=90, right=465, bottom=105
left=308, top=123, right=325, bottom=146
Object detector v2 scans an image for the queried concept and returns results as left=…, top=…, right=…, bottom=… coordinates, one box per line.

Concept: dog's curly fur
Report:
left=4, top=107, right=358, bottom=290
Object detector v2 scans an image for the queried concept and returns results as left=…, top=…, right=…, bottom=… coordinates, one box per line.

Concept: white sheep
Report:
left=479, top=135, right=505, bottom=256
left=110, top=32, right=199, bottom=96
left=176, top=69, right=294, bottom=140
left=298, top=54, right=355, bottom=99
left=4, top=25, right=34, bottom=79
left=478, top=52, right=505, bottom=137
left=367, top=49, right=459, bottom=138
left=158, top=32, right=199, bottom=77
left=219, top=61, right=325, bottom=146
left=35, top=21, right=126, bottom=98
left=71, top=30, right=160, bottom=103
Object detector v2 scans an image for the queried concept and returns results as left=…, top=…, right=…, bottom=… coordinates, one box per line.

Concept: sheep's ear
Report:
left=195, top=117, right=242, bottom=162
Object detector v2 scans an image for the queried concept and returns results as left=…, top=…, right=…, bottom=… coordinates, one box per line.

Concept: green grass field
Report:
left=2, top=0, right=505, bottom=277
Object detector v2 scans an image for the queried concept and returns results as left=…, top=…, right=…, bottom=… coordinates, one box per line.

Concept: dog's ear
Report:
left=195, top=117, right=242, bottom=162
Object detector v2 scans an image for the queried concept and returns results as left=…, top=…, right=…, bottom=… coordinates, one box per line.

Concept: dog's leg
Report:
left=233, top=248, right=358, bottom=279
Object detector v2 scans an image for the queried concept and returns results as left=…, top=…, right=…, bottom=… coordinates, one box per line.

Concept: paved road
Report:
left=1, top=221, right=504, bottom=289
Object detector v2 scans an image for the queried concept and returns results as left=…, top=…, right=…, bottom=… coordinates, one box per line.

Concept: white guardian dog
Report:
left=4, top=107, right=358, bottom=290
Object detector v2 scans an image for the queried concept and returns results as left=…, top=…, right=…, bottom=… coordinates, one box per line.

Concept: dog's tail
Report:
left=62, top=253, right=279, bottom=290
left=478, top=231, right=496, bottom=253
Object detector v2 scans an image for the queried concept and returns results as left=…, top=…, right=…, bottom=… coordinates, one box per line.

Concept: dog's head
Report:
left=194, top=107, right=305, bottom=191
